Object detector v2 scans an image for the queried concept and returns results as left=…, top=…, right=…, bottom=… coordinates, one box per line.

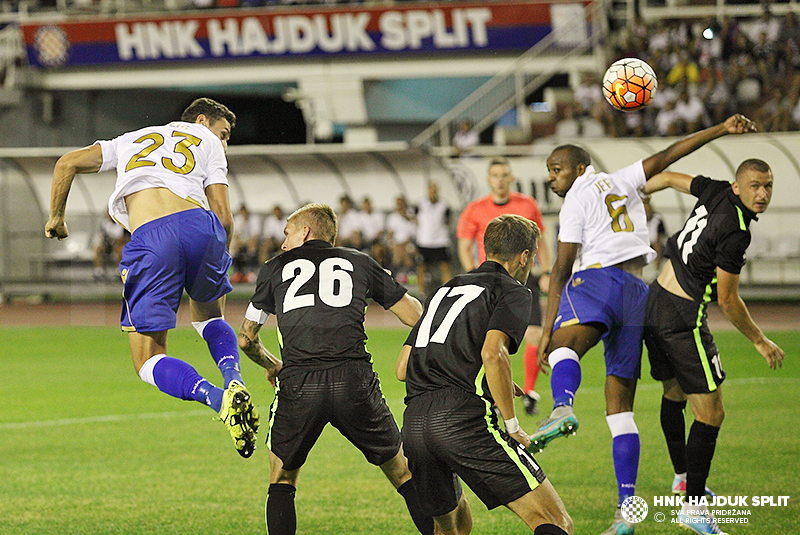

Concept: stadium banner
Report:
left=19, top=0, right=589, bottom=68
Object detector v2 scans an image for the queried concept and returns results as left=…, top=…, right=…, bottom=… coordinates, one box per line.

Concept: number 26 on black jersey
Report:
left=281, top=258, right=354, bottom=312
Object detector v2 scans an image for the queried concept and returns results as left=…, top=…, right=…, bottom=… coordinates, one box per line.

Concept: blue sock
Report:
left=608, top=411, right=640, bottom=506
left=549, top=348, right=581, bottom=408
left=196, top=318, right=243, bottom=388
left=147, top=356, right=224, bottom=412
left=612, top=433, right=640, bottom=505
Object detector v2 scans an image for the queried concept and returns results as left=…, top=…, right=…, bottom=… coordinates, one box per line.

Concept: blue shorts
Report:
left=553, top=267, right=649, bottom=379
left=119, top=209, right=233, bottom=333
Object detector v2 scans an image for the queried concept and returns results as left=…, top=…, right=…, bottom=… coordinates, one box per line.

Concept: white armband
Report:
left=245, top=302, right=269, bottom=325
left=504, top=417, right=520, bottom=434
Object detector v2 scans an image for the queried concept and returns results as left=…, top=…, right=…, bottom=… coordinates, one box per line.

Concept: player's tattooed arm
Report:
left=238, top=317, right=283, bottom=386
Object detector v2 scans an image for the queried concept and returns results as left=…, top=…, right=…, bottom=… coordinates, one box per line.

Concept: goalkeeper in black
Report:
left=397, top=214, right=573, bottom=535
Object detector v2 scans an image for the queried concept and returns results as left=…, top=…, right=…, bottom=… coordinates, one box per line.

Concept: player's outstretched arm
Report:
left=389, top=294, right=424, bottom=327
left=238, top=316, right=283, bottom=386
left=716, top=268, right=784, bottom=369
left=538, top=242, right=580, bottom=373
left=46, top=144, right=104, bottom=240
left=642, top=172, right=694, bottom=195
left=642, top=114, right=757, bottom=179
left=482, top=329, right=531, bottom=448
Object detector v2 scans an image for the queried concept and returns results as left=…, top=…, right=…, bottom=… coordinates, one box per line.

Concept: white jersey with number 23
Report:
left=98, top=121, right=229, bottom=231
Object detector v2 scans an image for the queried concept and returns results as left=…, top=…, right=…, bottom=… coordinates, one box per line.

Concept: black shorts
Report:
left=402, top=388, right=546, bottom=517
left=644, top=281, right=725, bottom=394
left=525, top=275, right=542, bottom=326
left=267, top=360, right=401, bottom=471
left=417, top=246, right=450, bottom=265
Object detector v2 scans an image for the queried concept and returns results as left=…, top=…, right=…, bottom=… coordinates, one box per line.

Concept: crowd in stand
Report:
left=561, top=6, right=800, bottom=138
left=228, top=184, right=454, bottom=296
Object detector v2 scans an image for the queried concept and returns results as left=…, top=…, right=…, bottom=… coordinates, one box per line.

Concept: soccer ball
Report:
left=602, top=58, right=657, bottom=111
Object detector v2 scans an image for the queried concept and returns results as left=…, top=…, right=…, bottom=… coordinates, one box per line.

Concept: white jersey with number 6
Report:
left=97, top=121, right=229, bottom=231
left=558, top=161, right=656, bottom=270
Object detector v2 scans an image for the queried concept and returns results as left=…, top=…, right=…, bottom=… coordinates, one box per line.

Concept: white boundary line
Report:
left=0, top=409, right=210, bottom=431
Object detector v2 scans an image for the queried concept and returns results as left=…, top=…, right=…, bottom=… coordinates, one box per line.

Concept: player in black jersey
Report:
left=642, top=159, right=785, bottom=534
left=398, top=214, right=572, bottom=535
left=236, top=203, right=431, bottom=535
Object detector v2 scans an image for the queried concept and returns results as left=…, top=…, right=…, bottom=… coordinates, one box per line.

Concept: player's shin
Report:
left=660, top=397, right=688, bottom=476
left=138, top=354, right=223, bottom=411
left=267, top=483, right=297, bottom=535
left=685, top=421, right=720, bottom=501
left=606, top=412, right=639, bottom=506
left=549, top=348, right=581, bottom=408
left=398, top=479, right=435, bottom=535
left=193, top=317, right=243, bottom=388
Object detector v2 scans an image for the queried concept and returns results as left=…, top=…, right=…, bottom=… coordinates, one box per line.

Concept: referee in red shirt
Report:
left=457, top=157, right=552, bottom=415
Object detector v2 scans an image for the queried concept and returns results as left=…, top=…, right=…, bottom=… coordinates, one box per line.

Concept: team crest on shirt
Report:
left=120, top=269, right=128, bottom=284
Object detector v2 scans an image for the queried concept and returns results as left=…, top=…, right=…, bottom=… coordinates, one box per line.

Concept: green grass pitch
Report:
left=0, top=324, right=797, bottom=534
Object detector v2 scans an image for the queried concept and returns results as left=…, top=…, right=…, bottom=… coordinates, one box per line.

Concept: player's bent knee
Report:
left=606, top=411, right=638, bottom=437
left=508, top=481, right=571, bottom=532
left=380, top=452, right=413, bottom=487
left=191, top=316, right=224, bottom=337
left=434, top=499, right=472, bottom=535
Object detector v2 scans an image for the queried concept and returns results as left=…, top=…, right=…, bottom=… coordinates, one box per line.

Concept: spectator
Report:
left=698, top=62, right=732, bottom=125
left=746, top=4, right=780, bottom=44
left=555, top=103, right=581, bottom=139
left=358, top=197, right=386, bottom=265
left=337, top=195, right=362, bottom=249
left=93, top=213, right=130, bottom=280
left=260, top=204, right=288, bottom=264
left=385, top=195, right=417, bottom=283
left=231, top=204, right=262, bottom=284
left=414, top=182, right=452, bottom=296
left=452, top=119, right=479, bottom=157
left=666, top=50, right=700, bottom=87
left=675, top=88, right=708, bottom=133
left=573, top=72, right=604, bottom=118
left=781, top=12, right=800, bottom=55
left=655, top=100, right=681, bottom=136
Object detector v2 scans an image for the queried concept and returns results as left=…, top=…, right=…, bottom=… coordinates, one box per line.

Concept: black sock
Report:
left=685, top=421, right=720, bottom=500
left=534, top=524, right=569, bottom=535
left=660, top=397, right=688, bottom=475
left=397, top=480, right=434, bottom=535
left=267, top=483, right=297, bottom=535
